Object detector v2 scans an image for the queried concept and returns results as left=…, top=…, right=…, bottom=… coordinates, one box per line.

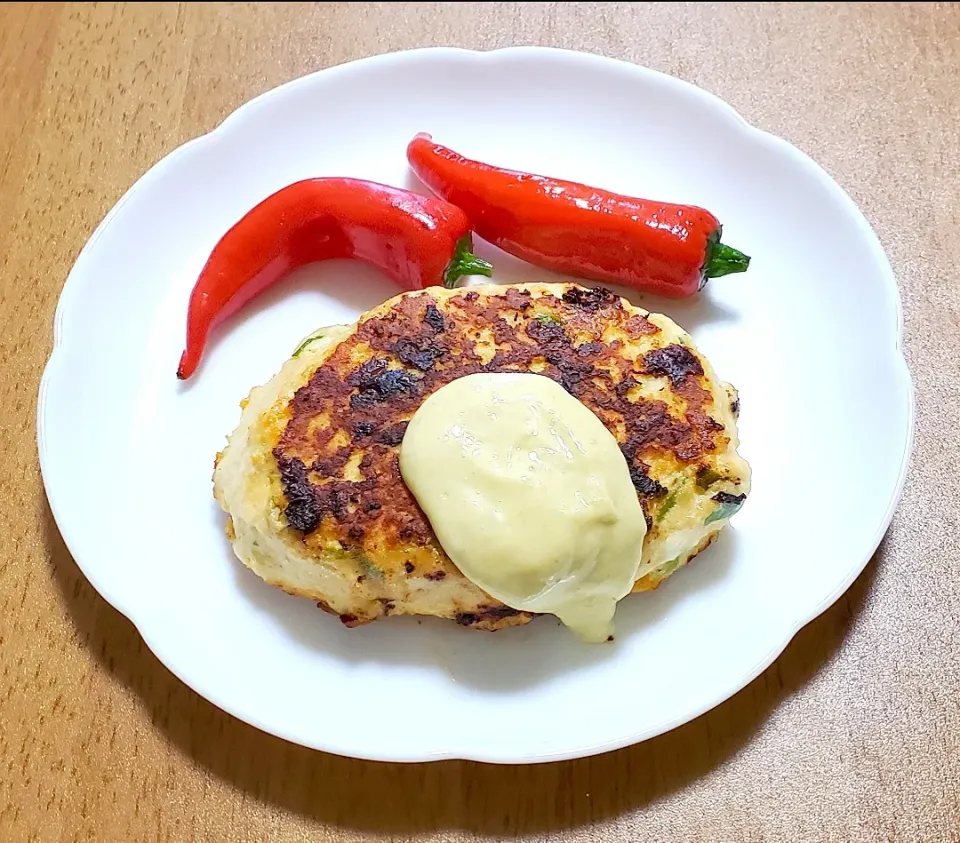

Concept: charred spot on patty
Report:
left=377, top=422, right=408, bottom=446
left=424, top=303, right=445, bottom=332
left=626, top=461, right=668, bottom=497
left=562, top=285, right=619, bottom=310
left=713, top=491, right=747, bottom=505
left=556, top=358, right=593, bottom=394
left=642, top=344, right=704, bottom=386
left=404, top=561, right=415, bottom=574
left=619, top=400, right=706, bottom=463
left=348, top=359, right=421, bottom=409
left=275, top=455, right=321, bottom=533
left=397, top=523, right=417, bottom=541
left=526, top=314, right=567, bottom=345
left=392, top=336, right=442, bottom=371
left=327, top=487, right=353, bottom=518
left=576, top=341, right=604, bottom=357
left=425, top=570, right=446, bottom=581
left=455, top=605, right=528, bottom=626
left=277, top=456, right=379, bottom=535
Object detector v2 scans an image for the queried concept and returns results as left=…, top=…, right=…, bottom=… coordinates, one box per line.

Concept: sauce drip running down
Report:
left=399, top=372, right=646, bottom=642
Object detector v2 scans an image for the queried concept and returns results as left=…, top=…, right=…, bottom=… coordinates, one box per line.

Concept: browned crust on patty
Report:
left=271, top=285, right=729, bottom=618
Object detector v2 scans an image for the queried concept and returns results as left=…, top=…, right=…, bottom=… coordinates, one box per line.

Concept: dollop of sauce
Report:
left=399, top=372, right=646, bottom=642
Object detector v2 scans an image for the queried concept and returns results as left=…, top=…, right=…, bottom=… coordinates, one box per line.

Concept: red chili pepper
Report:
left=176, top=178, right=492, bottom=379
left=406, top=133, right=750, bottom=299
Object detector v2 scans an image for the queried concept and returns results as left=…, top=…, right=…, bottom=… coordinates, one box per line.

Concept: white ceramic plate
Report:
left=38, top=47, right=913, bottom=764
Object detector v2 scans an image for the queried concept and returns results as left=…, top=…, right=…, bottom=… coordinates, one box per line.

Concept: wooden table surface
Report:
left=3, top=2, right=959, bottom=840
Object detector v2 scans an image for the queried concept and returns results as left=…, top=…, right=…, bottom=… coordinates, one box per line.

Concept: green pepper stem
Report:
left=703, top=227, right=751, bottom=280
left=443, top=234, right=493, bottom=288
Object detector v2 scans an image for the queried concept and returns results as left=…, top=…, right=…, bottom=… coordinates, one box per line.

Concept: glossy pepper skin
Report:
left=176, top=177, right=492, bottom=379
left=406, top=133, right=750, bottom=299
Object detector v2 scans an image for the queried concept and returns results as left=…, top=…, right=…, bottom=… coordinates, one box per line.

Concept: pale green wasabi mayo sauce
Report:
left=399, top=372, right=646, bottom=642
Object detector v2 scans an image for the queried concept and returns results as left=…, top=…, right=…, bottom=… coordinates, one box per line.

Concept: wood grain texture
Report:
left=2, top=2, right=959, bottom=840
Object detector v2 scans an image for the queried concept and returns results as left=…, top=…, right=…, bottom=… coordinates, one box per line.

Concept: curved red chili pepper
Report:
left=406, top=134, right=749, bottom=299
left=176, top=177, right=492, bottom=380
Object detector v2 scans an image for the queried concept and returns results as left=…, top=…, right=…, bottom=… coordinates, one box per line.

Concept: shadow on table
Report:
left=43, top=501, right=878, bottom=836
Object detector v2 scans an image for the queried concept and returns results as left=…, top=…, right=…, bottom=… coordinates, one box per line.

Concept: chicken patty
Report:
left=213, top=283, right=751, bottom=631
